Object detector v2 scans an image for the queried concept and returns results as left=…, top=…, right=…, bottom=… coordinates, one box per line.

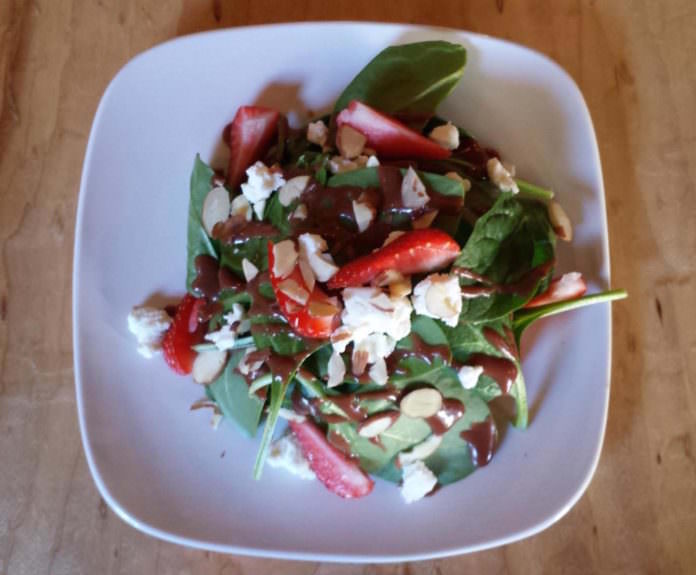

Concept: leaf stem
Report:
left=515, top=178, right=554, bottom=202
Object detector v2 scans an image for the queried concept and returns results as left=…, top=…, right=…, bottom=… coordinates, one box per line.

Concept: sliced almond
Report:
left=428, top=122, right=459, bottom=150
left=444, top=171, right=472, bottom=192
left=291, top=203, right=308, bottom=220
left=201, top=186, right=231, bottom=235
left=278, top=279, right=309, bottom=305
left=425, top=283, right=459, bottom=318
left=358, top=412, right=399, bottom=438
left=230, top=193, right=253, bottom=221
left=368, top=358, right=388, bottom=386
left=401, top=166, right=430, bottom=209
left=241, top=258, right=259, bottom=282
left=327, top=350, right=346, bottom=388
left=298, top=258, right=316, bottom=292
left=352, top=200, right=375, bottom=233
left=411, top=210, right=439, bottom=230
left=192, top=350, right=228, bottom=385
left=307, top=120, right=328, bottom=147
left=279, top=175, right=310, bottom=206
left=548, top=200, right=573, bottom=242
left=373, top=269, right=406, bottom=287
left=336, top=124, right=367, bottom=159
left=365, top=155, right=380, bottom=167
left=398, top=434, right=443, bottom=465
left=400, top=388, right=443, bottom=418
left=352, top=349, right=369, bottom=376
left=383, top=230, right=406, bottom=246
left=271, top=240, right=298, bottom=279
left=277, top=407, right=306, bottom=423
left=308, top=299, right=340, bottom=318
left=389, top=279, right=412, bottom=298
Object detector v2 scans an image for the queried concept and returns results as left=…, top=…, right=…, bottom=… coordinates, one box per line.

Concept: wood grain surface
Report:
left=1, top=1, right=695, bottom=573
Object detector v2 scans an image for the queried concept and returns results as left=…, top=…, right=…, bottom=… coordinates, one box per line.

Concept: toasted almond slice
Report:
left=352, top=349, right=369, bottom=376
left=241, top=258, right=259, bottom=282
left=358, top=412, right=399, bottom=438
left=336, top=124, right=367, bottom=159
left=398, top=435, right=443, bottom=465
left=383, top=230, right=406, bottom=246
left=272, top=240, right=298, bottom=279
left=400, top=388, right=443, bottom=418
left=368, top=358, right=388, bottom=386
left=291, top=203, right=308, bottom=220
left=352, top=200, right=375, bottom=233
left=389, top=279, right=412, bottom=298
left=428, top=122, right=459, bottom=150
left=327, top=350, right=346, bottom=388
left=401, top=166, right=429, bottom=209
left=444, top=171, right=472, bottom=192
left=298, top=258, right=316, bottom=292
left=548, top=200, right=573, bottom=242
left=192, top=349, right=228, bottom=385
left=230, top=193, right=253, bottom=221
left=307, top=120, right=328, bottom=147
left=201, top=186, right=231, bottom=235
left=279, top=175, right=310, bottom=206
left=425, top=283, right=459, bottom=318
left=411, top=210, right=439, bottom=230
left=278, top=279, right=310, bottom=305
left=373, top=269, right=405, bottom=287
left=308, top=299, right=340, bottom=318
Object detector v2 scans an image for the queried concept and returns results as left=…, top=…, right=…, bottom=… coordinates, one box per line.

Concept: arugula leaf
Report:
left=207, top=350, right=265, bottom=437
left=334, top=41, right=466, bottom=116
left=186, top=155, right=219, bottom=292
left=512, top=289, right=628, bottom=345
left=327, top=167, right=467, bottom=199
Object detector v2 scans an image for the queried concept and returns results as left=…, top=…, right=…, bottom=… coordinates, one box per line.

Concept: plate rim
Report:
left=73, top=20, right=613, bottom=563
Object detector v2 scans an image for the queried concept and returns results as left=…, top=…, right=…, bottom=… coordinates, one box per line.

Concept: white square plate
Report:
left=74, top=22, right=612, bottom=562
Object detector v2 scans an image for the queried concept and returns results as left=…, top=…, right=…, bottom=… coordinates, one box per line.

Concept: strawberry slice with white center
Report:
left=162, top=294, right=206, bottom=375
left=289, top=419, right=374, bottom=499
left=268, top=241, right=341, bottom=339
left=226, top=106, right=280, bottom=189
left=327, top=229, right=460, bottom=289
left=524, top=272, right=587, bottom=308
left=336, top=100, right=451, bottom=160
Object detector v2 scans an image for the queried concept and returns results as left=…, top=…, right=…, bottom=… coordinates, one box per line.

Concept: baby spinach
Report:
left=186, top=155, right=219, bottom=292
left=327, top=167, right=467, bottom=198
left=207, top=350, right=265, bottom=438
left=334, top=41, right=467, bottom=116
left=219, top=238, right=269, bottom=277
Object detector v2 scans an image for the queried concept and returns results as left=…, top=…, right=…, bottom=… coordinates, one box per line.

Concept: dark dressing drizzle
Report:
left=460, top=417, right=498, bottom=467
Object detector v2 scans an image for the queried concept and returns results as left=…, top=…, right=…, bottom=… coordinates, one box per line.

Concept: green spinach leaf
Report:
left=186, top=155, right=219, bottom=292
left=219, top=238, right=269, bottom=277
left=334, top=41, right=466, bottom=116
left=207, top=350, right=264, bottom=437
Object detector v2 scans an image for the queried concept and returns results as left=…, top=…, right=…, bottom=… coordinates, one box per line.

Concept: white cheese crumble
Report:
left=306, top=120, right=329, bottom=147
left=297, top=233, right=339, bottom=282
left=400, top=460, right=438, bottom=503
left=487, top=157, right=519, bottom=194
left=240, top=161, right=286, bottom=219
left=267, top=433, right=316, bottom=480
left=401, top=166, right=430, bottom=209
left=457, top=365, right=484, bottom=390
left=127, top=306, right=172, bottom=358
left=332, top=287, right=412, bottom=381
left=428, top=122, right=460, bottom=150
left=204, top=303, right=249, bottom=351
left=411, top=274, right=462, bottom=327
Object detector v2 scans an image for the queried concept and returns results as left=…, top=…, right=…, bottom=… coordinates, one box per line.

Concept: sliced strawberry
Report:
left=525, top=272, right=587, bottom=308
left=335, top=100, right=451, bottom=160
left=226, top=106, right=280, bottom=189
left=327, top=229, right=460, bottom=289
left=289, top=419, right=374, bottom=499
left=162, top=294, right=206, bottom=375
left=267, top=242, right=341, bottom=339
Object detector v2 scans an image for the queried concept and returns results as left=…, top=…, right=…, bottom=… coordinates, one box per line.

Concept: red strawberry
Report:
left=525, top=272, right=587, bottom=308
left=162, top=294, right=206, bottom=375
left=335, top=100, right=451, bottom=160
left=327, top=229, right=460, bottom=289
left=226, top=106, right=280, bottom=189
left=289, top=419, right=374, bottom=499
left=267, top=241, right=341, bottom=339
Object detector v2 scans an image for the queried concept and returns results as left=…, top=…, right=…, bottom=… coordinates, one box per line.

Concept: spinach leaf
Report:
left=512, top=289, right=628, bottom=345
left=251, top=325, right=307, bottom=356
left=327, top=167, right=467, bottom=199
left=207, top=350, right=264, bottom=437
left=219, top=238, right=269, bottom=277
left=253, top=378, right=287, bottom=479
left=454, top=193, right=556, bottom=322
left=263, top=191, right=295, bottom=237
left=334, top=41, right=467, bottom=116
left=186, top=155, right=219, bottom=292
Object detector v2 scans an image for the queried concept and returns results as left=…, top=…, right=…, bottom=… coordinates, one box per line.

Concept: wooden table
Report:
left=1, top=1, right=695, bottom=573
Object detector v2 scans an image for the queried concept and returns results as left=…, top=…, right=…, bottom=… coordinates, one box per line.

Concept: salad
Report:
left=128, top=41, right=626, bottom=502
